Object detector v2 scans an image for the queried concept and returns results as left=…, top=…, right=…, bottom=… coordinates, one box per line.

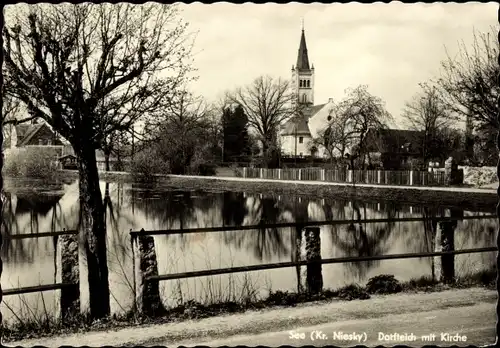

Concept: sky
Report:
left=178, top=2, right=498, bottom=128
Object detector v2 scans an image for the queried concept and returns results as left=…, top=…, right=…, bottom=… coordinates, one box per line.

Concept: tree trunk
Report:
left=76, top=145, right=110, bottom=320
left=104, top=151, right=111, bottom=172
left=262, top=140, right=269, bottom=168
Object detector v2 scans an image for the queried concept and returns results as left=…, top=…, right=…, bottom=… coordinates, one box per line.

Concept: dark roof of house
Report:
left=296, top=29, right=311, bottom=70
left=16, top=124, right=31, bottom=139
left=59, top=154, right=77, bottom=160
left=364, top=128, right=424, bottom=154
left=17, top=123, right=45, bottom=146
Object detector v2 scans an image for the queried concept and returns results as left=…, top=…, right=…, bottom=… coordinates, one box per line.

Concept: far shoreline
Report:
left=4, top=170, right=498, bottom=212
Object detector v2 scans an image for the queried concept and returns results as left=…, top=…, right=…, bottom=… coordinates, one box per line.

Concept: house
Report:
left=59, top=154, right=78, bottom=170
left=279, top=26, right=336, bottom=158
left=3, top=120, right=74, bottom=160
left=3, top=122, right=66, bottom=149
left=362, top=128, right=425, bottom=169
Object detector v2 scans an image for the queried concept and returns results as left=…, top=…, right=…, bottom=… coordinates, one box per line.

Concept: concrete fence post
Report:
left=304, top=227, right=323, bottom=294
left=260, top=168, right=263, bottom=179
left=438, top=221, right=456, bottom=284
left=347, top=170, right=353, bottom=183
left=278, top=168, right=282, bottom=180
left=409, top=170, right=414, bottom=186
left=132, top=230, right=165, bottom=316
left=243, top=167, right=246, bottom=178
left=58, top=233, right=80, bottom=321
left=377, top=170, right=382, bottom=184
left=298, top=169, right=302, bottom=181
left=321, top=169, right=325, bottom=181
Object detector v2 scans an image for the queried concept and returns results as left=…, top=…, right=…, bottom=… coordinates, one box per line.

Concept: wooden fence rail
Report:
left=146, top=246, right=498, bottom=282
left=4, top=229, right=78, bottom=240
left=3, top=283, right=77, bottom=296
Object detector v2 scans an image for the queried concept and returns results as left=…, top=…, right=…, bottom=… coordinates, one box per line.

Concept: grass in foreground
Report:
left=1, top=269, right=496, bottom=343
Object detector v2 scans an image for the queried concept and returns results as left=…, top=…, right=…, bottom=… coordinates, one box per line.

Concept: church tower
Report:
left=291, top=24, right=314, bottom=113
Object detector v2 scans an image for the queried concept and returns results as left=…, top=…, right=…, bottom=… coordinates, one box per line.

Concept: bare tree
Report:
left=1, top=93, right=23, bottom=148
left=313, top=103, right=357, bottom=164
left=403, top=83, right=450, bottom=166
left=435, top=27, right=499, bottom=164
left=228, top=75, right=295, bottom=166
left=332, top=85, right=392, bottom=169
left=3, top=3, right=194, bottom=319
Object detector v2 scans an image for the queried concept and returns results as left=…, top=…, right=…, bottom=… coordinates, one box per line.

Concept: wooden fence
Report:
left=2, top=228, right=80, bottom=321
left=243, top=167, right=448, bottom=186
left=129, top=214, right=497, bottom=314
left=3, top=214, right=496, bottom=319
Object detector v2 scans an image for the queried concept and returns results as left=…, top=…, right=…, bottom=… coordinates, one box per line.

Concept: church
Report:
left=279, top=26, right=334, bottom=158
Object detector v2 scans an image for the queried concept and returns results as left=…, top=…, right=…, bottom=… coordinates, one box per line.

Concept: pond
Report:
left=1, top=179, right=497, bottom=324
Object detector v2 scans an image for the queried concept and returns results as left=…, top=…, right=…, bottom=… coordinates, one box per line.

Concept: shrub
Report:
left=366, top=274, right=403, bottom=294
left=188, top=154, right=217, bottom=176
left=130, top=150, right=169, bottom=183
left=3, top=148, right=59, bottom=179
left=194, top=162, right=217, bottom=176
left=335, top=284, right=370, bottom=300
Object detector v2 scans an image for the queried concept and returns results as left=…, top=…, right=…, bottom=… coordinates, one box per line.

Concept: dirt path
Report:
left=5, top=287, right=496, bottom=347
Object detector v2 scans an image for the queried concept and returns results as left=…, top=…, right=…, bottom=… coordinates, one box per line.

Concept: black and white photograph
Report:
left=0, top=2, right=498, bottom=347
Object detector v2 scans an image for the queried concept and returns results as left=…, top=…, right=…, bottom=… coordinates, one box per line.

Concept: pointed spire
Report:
left=296, top=25, right=310, bottom=70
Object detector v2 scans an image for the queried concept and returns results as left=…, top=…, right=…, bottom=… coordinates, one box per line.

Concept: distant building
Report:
left=3, top=118, right=131, bottom=172
left=363, top=128, right=424, bottom=169
left=3, top=120, right=74, bottom=159
left=59, top=154, right=78, bottom=170
left=4, top=122, right=66, bottom=148
left=279, top=26, right=337, bottom=158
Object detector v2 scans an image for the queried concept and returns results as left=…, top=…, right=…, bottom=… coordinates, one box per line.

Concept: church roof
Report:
left=281, top=115, right=311, bottom=136
left=281, top=103, right=328, bottom=137
left=310, top=103, right=326, bottom=117
left=296, top=29, right=310, bottom=70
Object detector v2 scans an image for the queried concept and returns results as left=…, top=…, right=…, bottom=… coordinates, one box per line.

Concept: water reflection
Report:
left=0, top=179, right=497, bottom=323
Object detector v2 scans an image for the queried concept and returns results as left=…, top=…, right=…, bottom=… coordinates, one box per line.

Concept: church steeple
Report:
left=291, top=21, right=314, bottom=109
left=296, top=28, right=310, bottom=70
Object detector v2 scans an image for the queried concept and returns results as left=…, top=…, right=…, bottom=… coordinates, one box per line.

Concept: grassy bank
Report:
left=161, top=176, right=498, bottom=211
left=41, top=170, right=498, bottom=212
left=2, top=269, right=496, bottom=343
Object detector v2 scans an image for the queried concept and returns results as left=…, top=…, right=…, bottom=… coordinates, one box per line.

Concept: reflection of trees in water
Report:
left=1, top=190, right=66, bottom=263
left=222, top=194, right=291, bottom=262
left=129, top=186, right=222, bottom=249
left=329, top=201, right=394, bottom=281
left=104, top=182, right=138, bottom=262
left=222, top=192, right=247, bottom=227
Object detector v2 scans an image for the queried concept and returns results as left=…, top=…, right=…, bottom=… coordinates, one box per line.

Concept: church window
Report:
left=302, top=94, right=307, bottom=103
left=307, top=80, right=310, bottom=88
left=299, top=136, right=304, bottom=144
left=299, top=80, right=303, bottom=87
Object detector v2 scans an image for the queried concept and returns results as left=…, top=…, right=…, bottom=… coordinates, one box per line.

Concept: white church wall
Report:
left=308, top=99, right=336, bottom=139
left=281, top=134, right=313, bottom=157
